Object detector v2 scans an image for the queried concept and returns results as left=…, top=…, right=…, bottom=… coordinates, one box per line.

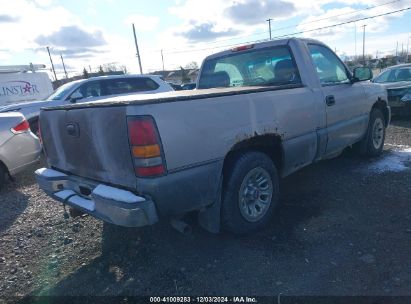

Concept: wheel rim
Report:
left=372, top=118, right=384, bottom=149
left=238, top=167, right=273, bottom=223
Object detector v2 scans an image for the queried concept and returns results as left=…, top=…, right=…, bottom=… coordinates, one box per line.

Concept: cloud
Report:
left=53, top=62, right=76, bottom=72
left=295, top=0, right=409, bottom=41
left=225, top=0, right=296, bottom=25
left=33, top=0, right=53, bottom=7
left=178, top=22, right=240, bottom=42
left=0, top=14, right=20, bottom=23
left=57, top=48, right=108, bottom=59
left=124, top=14, right=159, bottom=32
left=31, top=46, right=109, bottom=59
left=34, top=25, right=106, bottom=48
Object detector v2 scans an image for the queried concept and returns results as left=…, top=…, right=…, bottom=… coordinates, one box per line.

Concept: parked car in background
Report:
left=0, top=74, right=174, bottom=133
left=372, top=63, right=411, bottom=115
left=167, top=82, right=181, bottom=91
left=181, top=83, right=196, bottom=90
left=0, top=112, right=41, bottom=189
left=36, top=38, right=389, bottom=235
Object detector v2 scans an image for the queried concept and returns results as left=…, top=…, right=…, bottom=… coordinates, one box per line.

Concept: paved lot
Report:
left=0, top=119, right=410, bottom=298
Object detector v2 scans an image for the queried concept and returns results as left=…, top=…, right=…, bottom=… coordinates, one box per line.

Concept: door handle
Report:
left=325, top=95, right=336, bottom=106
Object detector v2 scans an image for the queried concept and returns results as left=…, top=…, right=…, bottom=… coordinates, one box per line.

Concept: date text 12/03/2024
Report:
left=149, top=296, right=258, bottom=303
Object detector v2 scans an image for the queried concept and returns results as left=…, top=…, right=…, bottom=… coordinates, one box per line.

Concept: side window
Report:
left=103, top=78, right=160, bottom=96
left=127, top=78, right=160, bottom=92
left=69, top=81, right=101, bottom=99
left=373, top=70, right=391, bottom=83
left=104, top=79, right=133, bottom=95
left=308, top=44, right=350, bottom=85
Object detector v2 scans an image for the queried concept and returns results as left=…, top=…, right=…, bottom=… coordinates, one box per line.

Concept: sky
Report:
left=0, top=0, right=410, bottom=79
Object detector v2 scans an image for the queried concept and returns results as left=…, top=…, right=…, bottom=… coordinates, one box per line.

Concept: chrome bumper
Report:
left=35, top=168, right=158, bottom=227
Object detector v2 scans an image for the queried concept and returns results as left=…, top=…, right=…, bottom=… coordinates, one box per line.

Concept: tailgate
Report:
left=40, top=106, right=137, bottom=189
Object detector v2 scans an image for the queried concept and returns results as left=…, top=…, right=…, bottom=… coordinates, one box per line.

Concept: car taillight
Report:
left=127, top=116, right=166, bottom=177
left=11, top=119, right=30, bottom=134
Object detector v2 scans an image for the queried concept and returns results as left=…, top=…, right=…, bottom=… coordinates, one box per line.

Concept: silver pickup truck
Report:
left=35, top=38, right=389, bottom=234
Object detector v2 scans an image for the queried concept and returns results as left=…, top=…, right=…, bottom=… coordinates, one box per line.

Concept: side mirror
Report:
left=69, top=91, right=84, bottom=103
left=352, top=67, right=373, bottom=82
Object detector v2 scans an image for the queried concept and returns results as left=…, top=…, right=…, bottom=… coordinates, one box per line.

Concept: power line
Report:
left=162, top=6, right=411, bottom=55
left=273, top=0, right=401, bottom=32
left=159, top=0, right=402, bottom=53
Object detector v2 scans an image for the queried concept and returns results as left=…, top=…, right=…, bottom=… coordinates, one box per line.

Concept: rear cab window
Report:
left=198, top=46, right=301, bottom=89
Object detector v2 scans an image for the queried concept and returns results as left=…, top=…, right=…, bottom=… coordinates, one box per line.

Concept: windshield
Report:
left=198, top=46, right=301, bottom=89
left=46, top=81, right=78, bottom=101
left=373, top=67, right=411, bottom=83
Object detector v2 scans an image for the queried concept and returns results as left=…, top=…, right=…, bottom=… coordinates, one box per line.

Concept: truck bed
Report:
left=42, top=84, right=302, bottom=111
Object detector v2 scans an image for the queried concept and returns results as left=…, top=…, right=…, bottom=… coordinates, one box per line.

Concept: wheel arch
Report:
left=372, top=98, right=390, bottom=127
left=198, top=134, right=284, bottom=233
left=222, top=134, right=284, bottom=181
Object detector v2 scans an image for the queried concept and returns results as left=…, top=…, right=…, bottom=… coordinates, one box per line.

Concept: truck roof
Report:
left=203, top=37, right=326, bottom=61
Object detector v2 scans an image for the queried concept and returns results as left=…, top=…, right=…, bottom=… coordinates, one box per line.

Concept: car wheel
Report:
left=221, top=151, right=279, bottom=235
left=357, top=108, right=386, bottom=157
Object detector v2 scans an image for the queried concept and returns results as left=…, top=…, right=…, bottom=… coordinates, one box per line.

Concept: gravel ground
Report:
left=0, top=119, right=410, bottom=299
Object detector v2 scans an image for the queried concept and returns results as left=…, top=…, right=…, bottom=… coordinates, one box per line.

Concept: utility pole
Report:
left=266, top=18, right=273, bottom=40
left=407, top=35, right=410, bottom=63
left=362, top=24, right=366, bottom=66
left=60, top=52, right=68, bottom=79
left=401, top=43, right=404, bottom=62
left=132, top=23, right=143, bottom=74
left=46, top=46, right=57, bottom=81
left=354, top=22, right=357, bottom=59
left=161, top=49, right=165, bottom=71
left=89, top=65, right=92, bottom=73
left=396, top=41, right=398, bottom=57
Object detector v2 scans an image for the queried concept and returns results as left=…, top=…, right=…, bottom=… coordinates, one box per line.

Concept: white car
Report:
left=0, top=112, right=41, bottom=188
left=0, top=74, right=174, bottom=133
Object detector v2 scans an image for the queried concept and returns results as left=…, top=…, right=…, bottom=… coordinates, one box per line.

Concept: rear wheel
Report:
left=0, top=165, right=6, bottom=190
left=221, top=151, right=279, bottom=234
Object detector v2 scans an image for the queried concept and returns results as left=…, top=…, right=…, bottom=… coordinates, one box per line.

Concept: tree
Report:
left=180, top=66, right=191, bottom=83
left=82, top=67, right=89, bottom=79
left=120, top=65, right=128, bottom=74
left=185, top=61, right=199, bottom=70
left=98, top=65, right=105, bottom=76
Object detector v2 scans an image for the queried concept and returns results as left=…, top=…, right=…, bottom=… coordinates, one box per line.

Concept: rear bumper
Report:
left=35, top=168, right=158, bottom=227
left=4, top=132, right=41, bottom=176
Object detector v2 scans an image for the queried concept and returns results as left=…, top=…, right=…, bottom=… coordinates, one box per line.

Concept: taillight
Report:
left=231, top=44, right=254, bottom=52
left=127, top=116, right=166, bottom=177
left=11, top=119, right=30, bottom=134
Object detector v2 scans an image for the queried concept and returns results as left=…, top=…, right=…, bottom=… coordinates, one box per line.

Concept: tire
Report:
left=0, top=165, right=6, bottom=190
left=221, top=151, right=279, bottom=235
left=29, top=118, right=39, bottom=136
left=357, top=108, right=386, bottom=157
